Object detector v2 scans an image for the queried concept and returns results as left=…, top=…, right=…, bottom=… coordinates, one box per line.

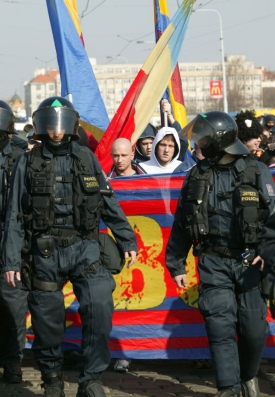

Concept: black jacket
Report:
left=2, top=141, right=137, bottom=272
left=166, top=156, right=275, bottom=278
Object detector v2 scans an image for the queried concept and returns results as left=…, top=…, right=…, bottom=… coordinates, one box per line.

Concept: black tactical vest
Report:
left=25, top=145, right=103, bottom=235
left=1, top=147, right=22, bottom=222
left=183, top=155, right=270, bottom=251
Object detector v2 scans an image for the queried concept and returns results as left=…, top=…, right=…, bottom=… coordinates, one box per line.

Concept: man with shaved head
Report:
left=107, top=137, right=145, bottom=373
left=108, top=138, right=146, bottom=178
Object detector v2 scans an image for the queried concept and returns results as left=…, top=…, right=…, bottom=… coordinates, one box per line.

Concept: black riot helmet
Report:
left=32, top=96, right=80, bottom=141
left=179, top=110, right=249, bottom=163
left=0, top=100, right=15, bottom=134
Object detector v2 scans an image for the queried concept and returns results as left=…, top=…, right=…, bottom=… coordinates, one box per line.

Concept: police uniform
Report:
left=0, top=101, right=27, bottom=383
left=2, top=97, right=137, bottom=397
left=166, top=111, right=275, bottom=397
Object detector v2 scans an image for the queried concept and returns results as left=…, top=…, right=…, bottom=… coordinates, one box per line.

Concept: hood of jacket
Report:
left=140, top=127, right=182, bottom=173
left=134, top=124, right=157, bottom=163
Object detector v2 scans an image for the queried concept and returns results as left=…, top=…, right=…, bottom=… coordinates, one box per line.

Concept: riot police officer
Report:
left=0, top=100, right=27, bottom=384
left=2, top=97, right=137, bottom=397
left=166, top=111, right=275, bottom=397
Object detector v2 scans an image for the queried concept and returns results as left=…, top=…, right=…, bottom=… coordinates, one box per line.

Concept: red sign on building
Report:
left=210, top=80, right=223, bottom=99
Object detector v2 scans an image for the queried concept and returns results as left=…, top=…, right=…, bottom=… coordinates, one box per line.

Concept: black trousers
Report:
left=28, top=239, right=116, bottom=383
left=198, top=254, right=268, bottom=390
left=0, top=276, right=28, bottom=364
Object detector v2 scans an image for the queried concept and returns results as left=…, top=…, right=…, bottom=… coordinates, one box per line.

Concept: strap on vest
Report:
left=78, top=261, right=101, bottom=278
left=55, top=197, right=73, bottom=205
left=56, top=176, right=73, bottom=183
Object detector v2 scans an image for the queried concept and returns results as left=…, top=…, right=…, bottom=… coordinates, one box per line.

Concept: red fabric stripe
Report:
left=113, top=309, right=204, bottom=325
left=266, top=335, right=275, bottom=346
left=170, top=65, right=185, bottom=105
left=118, top=200, right=178, bottom=215
left=109, top=336, right=209, bottom=350
left=110, top=175, right=184, bottom=191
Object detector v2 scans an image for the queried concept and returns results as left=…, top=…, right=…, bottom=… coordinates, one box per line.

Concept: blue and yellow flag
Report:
left=154, top=0, right=188, bottom=128
left=46, top=0, right=109, bottom=142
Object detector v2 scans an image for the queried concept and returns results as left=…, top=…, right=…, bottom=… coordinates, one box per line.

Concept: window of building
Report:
left=124, top=78, right=131, bottom=83
left=115, top=68, right=122, bottom=73
left=188, top=66, right=195, bottom=71
left=254, top=75, right=260, bottom=81
left=189, top=87, right=196, bottom=92
left=238, top=75, right=244, bottom=80
left=107, top=68, right=114, bottom=73
left=181, top=77, right=187, bottom=82
left=36, top=94, right=41, bottom=99
left=196, top=66, right=203, bottom=71
left=36, top=84, right=41, bottom=90
left=107, top=89, right=114, bottom=94
left=212, top=66, right=220, bottom=71
left=48, top=84, right=54, bottom=91
left=204, top=66, right=211, bottom=71
left=189, top=77, right=195, bottom=82
left=132, top=68, right=139, bottom=73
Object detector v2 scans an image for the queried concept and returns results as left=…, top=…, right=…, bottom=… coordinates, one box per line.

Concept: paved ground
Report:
left=0, top=352, right=275, bottom=396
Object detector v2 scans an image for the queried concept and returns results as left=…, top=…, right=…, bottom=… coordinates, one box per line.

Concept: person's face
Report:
left=139, top=137, right=154, bottom=158
left=46, top=124, right=65, bottom=142
left=156, top=135, right=175, bottom=166
left=112, top=145, right=134, bottom=174
left=244, top=136, right=261, bottom=153
left=267, top=121, right=275, bottom=128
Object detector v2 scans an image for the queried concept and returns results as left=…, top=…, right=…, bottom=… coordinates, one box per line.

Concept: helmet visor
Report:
left=33, top=107, right=79, bottom=139
left=179, top=114, right=217, bottom=149
left=0, top=108, right=15, bottom=133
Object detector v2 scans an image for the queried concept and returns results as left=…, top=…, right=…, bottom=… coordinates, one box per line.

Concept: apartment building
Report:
left=24, top=55, right=264, bottom=120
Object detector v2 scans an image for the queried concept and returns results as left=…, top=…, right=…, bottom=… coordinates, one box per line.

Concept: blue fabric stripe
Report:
left=46, top=0, right=109, bottom=131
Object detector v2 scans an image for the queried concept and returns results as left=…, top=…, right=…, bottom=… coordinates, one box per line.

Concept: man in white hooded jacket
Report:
left=140, top=126, right=182, bottom=174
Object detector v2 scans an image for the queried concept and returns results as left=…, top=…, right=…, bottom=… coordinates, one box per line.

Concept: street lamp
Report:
left=193, top=9, right=228, bottom=113
left=136, top=41, right=155, bottom=44
left=106, top=56, right=128, bottom=64
left=35, top=57, right=56, bottom=70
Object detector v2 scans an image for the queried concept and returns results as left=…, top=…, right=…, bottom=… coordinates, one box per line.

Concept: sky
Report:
left=0, top=0, right=274, bottom=101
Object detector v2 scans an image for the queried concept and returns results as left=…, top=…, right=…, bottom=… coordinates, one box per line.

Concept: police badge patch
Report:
left=266, top=184, right=275, bottom=196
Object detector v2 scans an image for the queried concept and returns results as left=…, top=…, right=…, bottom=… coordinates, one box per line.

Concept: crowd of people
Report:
left=0, top=96, right=275, bottom=397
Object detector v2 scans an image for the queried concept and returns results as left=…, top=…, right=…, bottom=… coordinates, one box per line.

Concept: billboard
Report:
left=210, top=80, right=223, bottom=99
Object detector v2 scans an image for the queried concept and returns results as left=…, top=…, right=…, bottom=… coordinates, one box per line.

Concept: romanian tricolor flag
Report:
left=25, top=173, right=275, bottom=359
left=95, top=0, right=196, bottom=173
left=46, top=0, right=109, bottom=142
left=154, top=0, right=188, bottom=129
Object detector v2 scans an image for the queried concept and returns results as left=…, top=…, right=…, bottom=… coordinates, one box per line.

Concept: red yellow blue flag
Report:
left=95, top=0, right=196, bottom=173
left=46, top=0, right=109, bottom=142
left=154, top=0, right=188, bottom=128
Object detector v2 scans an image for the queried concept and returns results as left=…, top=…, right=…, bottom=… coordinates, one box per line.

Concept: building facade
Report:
left=24, top=55, right=264, bottom=120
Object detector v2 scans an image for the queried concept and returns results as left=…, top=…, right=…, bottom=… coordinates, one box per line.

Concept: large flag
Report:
left=46, top=0, right=109, bottom=142
left=95, top=0, right=196, bottom=173
left=154, top=0, right=188, bottom=128
left=25, top=173, right=275, bottom=359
